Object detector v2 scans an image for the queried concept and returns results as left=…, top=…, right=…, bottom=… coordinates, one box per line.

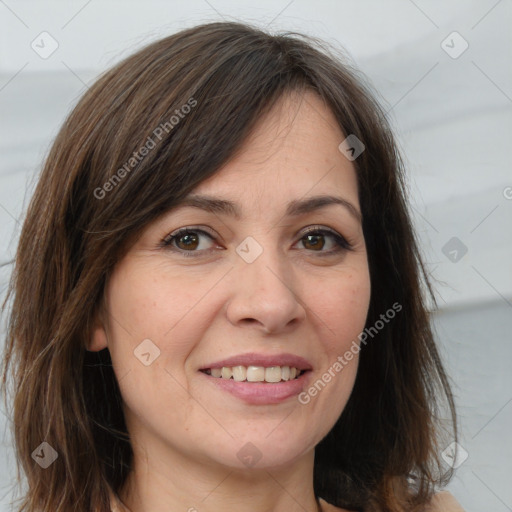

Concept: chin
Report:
left=202, top=429, right=319, bottom=472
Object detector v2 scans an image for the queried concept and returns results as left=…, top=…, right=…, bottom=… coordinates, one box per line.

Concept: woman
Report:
left=2, top=21, right=464, bottom=512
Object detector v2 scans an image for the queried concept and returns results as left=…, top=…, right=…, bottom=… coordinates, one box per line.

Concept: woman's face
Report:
left=92, top=91, right=371, bottom=472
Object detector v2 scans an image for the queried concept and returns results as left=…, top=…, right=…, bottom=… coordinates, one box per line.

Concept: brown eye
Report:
left=162, top=228, right=216, bottom=255
left=302, top=233, right=325, bottom=251
left=297, top=228, right=352, bottom=255
left=176, top=232, right=200, bottom=250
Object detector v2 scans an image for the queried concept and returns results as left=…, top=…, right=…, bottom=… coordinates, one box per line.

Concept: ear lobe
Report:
left=85, top=295, right=108, bottom=352
left=87, top=323, right=108, bottom=352
left=87, top=309, right=109, bottom=352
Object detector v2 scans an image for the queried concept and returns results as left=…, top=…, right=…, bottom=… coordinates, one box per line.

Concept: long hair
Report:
left=2, top=21, right=456, bottom=512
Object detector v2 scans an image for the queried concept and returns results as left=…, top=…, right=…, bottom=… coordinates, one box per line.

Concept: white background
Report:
left=0, top=1, right=511, bottom=511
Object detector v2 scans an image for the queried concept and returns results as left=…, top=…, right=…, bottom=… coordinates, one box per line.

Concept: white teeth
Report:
left=205, top=365, right=303, bottom=383
left=221, top=367, right=232, bottom=379
left=246, top=366, right=265, bottom=382
left=232, top=365, right=247, bottom=382
left=265, top=366, right=282, bottom=383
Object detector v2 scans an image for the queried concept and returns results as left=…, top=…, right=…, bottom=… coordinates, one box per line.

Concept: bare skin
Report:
left=92, top=88, right=465, bottom=512
left=92, top=90, right=369, bottom=512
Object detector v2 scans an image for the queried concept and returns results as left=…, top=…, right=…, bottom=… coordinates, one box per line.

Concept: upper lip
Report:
left=200, top=352, right=313, bottom=371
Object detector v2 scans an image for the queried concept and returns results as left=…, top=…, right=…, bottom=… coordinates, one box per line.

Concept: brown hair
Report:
left=2, top=21, right=456, bottom=512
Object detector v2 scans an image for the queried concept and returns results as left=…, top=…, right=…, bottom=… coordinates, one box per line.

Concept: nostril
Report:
left=240, top=318, right=266, bottom=329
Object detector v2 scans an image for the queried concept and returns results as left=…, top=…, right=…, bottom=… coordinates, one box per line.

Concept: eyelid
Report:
left=300, top=224, right=338, bottom=236
left=160, top=224, right=353, bottom=255
left=163, top=225, right=217, bottom=242
left=158, top=226, right=219, bottom=255
left=296, top=225, right=353, bottom=251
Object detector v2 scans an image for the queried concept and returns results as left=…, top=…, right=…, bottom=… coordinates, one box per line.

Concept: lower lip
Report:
left=199, top=371, right=312, bottom=405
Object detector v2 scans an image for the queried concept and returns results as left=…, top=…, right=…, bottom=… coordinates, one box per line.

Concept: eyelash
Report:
left=160, top=225, right=353, bottom=258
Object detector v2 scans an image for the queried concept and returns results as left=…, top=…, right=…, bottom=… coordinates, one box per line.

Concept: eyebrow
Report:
left=176, top=194, right=362, bottom=224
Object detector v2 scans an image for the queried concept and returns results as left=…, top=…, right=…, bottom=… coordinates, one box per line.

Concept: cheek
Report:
left=103, top=265, right=210, bottom=430
left=106, top=261, right=216, bottom=340
left=311, top=269, right=371, bottom=352
left=295, top=272, right=369, bottom=434
left=104, top=262, right=216, bottom=383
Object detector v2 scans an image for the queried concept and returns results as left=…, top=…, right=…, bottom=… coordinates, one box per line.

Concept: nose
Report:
left=225, top=241, right=307, bottom=334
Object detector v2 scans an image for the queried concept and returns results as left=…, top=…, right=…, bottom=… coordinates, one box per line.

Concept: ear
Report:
left=87, top=309, right=109, bottom=352
left=88, top=324, right=108, bottom=352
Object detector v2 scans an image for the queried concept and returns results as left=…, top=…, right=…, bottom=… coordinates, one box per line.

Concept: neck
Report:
left=118, top=441, right=320, bottom=512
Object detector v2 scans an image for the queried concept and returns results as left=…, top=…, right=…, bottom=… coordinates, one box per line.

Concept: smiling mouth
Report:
left=200, top=365, right=306, bottom=383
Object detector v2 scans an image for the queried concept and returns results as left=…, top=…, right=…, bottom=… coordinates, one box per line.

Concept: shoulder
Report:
left=424, top=491, right=465, bottom=511
left=319, top=492, right=464, bottom=512
left=108, top=490, right=128, bottom=512
left=109, top=492, right=464, bottom=512
left=318, top=498, right=355, bottom=512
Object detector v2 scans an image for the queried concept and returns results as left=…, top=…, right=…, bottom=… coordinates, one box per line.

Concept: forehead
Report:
left=191, top=90, right=360, bottom=213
